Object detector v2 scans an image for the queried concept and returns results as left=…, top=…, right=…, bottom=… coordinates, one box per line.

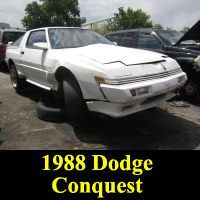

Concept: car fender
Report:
left=175, top=57, right=195, bottom=63
left=47, top=59, right=107, bottom=101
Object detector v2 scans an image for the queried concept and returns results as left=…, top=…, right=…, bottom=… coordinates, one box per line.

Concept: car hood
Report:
left=163, top=45, right=200, bottom=56
left=175, top=19, right=200, bottom=46
left=65, top=44, right=166, bottom=65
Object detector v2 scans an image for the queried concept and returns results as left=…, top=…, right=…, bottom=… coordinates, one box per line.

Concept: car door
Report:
left=139, top=32, right=181, bottom=59
left=138, top=32, right=163, bottom=52
left=107, top=32, right=126, bottom=46
left=20, top=30, right=48, bottom=85
left=123, top=32, right=139, bottom=48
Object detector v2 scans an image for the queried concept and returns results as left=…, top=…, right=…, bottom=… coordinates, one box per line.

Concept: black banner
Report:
left=0, top=151, right=198, bottom=199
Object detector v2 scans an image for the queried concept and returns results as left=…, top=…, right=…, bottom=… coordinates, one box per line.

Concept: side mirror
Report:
left=33, top=42, right=48, bottom=50
left=8, top=41, right=13, bottom=45
left=113, top=42, right=118, bottom=46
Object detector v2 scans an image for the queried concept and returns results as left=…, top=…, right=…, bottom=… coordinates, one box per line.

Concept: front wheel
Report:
left=62, top=78, right=88, bottom=126
left=184, top=81, right=198, bottom=96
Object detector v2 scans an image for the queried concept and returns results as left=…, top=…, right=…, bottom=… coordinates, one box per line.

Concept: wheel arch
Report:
left=54, top=66, right=85, bottom=99
left=7, top=59, right=15, bottom=70
left=54, top=66, right=106, bottom=101
left=55, top=66, right=77, bottom=82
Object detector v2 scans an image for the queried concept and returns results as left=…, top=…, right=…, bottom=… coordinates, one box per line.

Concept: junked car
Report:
left=6, top=27, right=187, bottom=125
left=106, top=20, right=200, bottom=96
left=0, top=28, right=25, bottom=65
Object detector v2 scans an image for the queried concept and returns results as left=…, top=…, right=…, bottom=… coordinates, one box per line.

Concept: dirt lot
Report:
left=0, top=66, right=200, bottom=150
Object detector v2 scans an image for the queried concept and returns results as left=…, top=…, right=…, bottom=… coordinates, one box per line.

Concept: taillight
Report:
left=0, top=43, right=6, bottom=54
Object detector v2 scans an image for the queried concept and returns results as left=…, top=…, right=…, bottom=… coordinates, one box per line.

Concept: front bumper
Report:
left=87, top=72, right=187, bottom=117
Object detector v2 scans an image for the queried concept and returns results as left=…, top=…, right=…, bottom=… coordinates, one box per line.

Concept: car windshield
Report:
left=48, top=28, right=113, bottom=49
left=2, top=31, right=25, bottom=44
left=156, top=30, right=184, bottom=45
left=156, top=30, right=198, bottom=46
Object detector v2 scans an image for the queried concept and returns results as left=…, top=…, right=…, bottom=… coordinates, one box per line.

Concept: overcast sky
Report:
left=0, top=0, right=200, bottom=30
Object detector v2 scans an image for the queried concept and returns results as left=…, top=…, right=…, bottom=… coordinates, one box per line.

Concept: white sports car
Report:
left=6, top=27, right=187, bottom=124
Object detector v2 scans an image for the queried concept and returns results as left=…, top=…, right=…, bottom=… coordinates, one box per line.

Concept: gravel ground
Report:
left=0, top=66, right=200, bottom=150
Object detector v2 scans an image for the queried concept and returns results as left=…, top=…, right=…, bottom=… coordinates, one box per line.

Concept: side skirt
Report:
left=26, top=79, right=51, bottom=91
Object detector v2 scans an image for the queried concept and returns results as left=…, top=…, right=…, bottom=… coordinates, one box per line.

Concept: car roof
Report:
left=28, top=27, right=89, bottom=32
left=0, top=28, right=25, bottom=31
left=106, top=28, right=154, bottom=35
left=106, top=28, right=179, bottom=35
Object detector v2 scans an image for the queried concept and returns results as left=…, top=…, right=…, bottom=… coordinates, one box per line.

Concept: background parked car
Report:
left=0, top=28, right=25, bottom=66
left=106, top=20, right=200, bottom=96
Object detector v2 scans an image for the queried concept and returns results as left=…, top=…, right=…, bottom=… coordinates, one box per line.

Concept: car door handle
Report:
left=21, top=51, right=25, bottom=55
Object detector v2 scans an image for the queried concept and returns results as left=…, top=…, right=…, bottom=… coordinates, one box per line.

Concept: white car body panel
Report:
left=59, top=43, right=165, bottom=65
left=6, top=27, right=187, bottom=117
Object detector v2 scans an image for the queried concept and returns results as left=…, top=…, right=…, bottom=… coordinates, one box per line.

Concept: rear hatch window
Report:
left=2, top=31, right=25, bottom=44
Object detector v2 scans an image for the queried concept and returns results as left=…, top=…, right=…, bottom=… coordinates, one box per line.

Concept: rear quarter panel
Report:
left=6, top=32, right=29, bottom=75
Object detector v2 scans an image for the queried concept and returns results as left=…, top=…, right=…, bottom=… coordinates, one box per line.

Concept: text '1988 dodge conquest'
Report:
left=6, top=27, right=187, bottom=125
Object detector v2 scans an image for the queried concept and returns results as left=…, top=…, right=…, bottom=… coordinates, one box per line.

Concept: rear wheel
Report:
left=9, top=64, right=26, bottom=92
left=62, top=78, right=88, bottom=126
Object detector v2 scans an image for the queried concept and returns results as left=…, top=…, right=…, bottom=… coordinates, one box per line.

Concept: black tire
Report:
left=62, top=78, right=87, bottom=126
left=9, top=64, right=25, bottom=92
left=37, top=101, right=66, bottom=122
left=184, top=81, right=198, bottom=96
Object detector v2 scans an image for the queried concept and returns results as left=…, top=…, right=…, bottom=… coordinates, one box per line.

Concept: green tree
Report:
left=181, top=26, right=190, bottom=34
left=153, top=23, right=164, bottom=30
left=92, top=23, right=110, bottom=36
left=107, top=7, right=153, bottom=32
left=22, top=0, right=86, bottom=29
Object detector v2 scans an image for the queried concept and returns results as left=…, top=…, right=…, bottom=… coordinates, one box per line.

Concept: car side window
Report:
left=12, top=35, right=24, bottom=46
left=107, top=33, right=125, bottom=46
left=26, top=30, right=47, bottom=48
left=138, top=33, right=161, bottom=49
left=123, top=32, right=138, bottom=48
